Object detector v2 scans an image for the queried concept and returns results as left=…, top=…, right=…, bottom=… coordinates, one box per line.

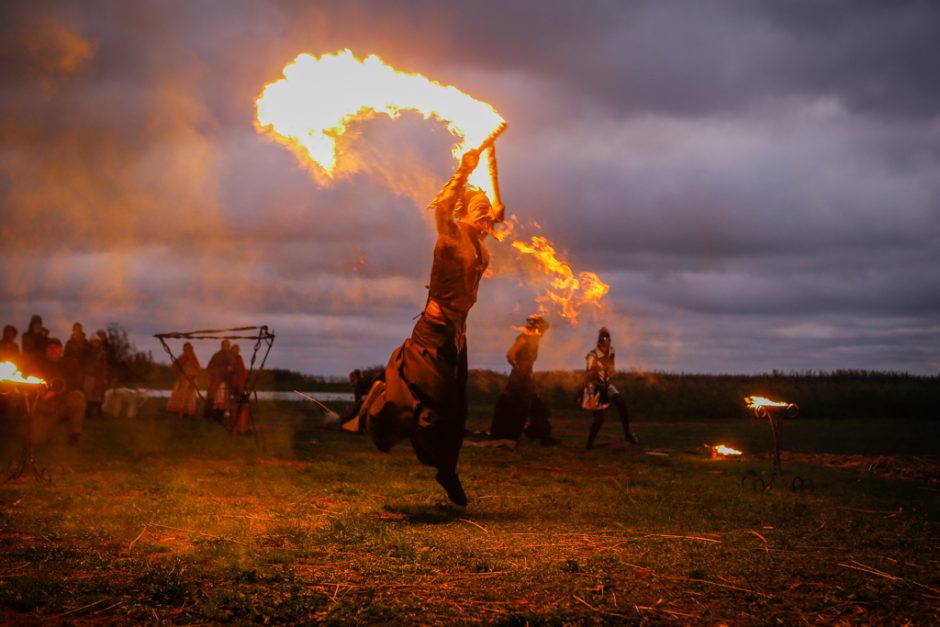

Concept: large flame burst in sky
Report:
left=256, top=49, right=608, bottom=324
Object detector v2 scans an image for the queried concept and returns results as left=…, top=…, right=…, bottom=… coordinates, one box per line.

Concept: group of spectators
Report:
left=0, top=314, right=114, bottom=445
left=166, top=339, right=249, bottom=434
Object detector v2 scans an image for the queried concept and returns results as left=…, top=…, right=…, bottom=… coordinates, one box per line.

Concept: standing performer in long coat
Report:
left=489, top=315, right=558, bottom=445
left=359, top=148, right=501, bottom=506
left=204, top=339, right=233, bottom=422
left=166, top=342, right=199, bottom=418
left=167, top=342, right=200, bottom=418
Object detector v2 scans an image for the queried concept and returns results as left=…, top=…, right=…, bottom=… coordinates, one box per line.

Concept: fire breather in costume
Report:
left=489, top=315, right=558, bottom=446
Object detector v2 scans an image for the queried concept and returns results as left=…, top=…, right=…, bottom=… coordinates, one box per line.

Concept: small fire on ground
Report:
left=705, top=443, right=743, bottom=459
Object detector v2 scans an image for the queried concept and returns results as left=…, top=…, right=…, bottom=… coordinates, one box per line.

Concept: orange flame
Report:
left=511, top=236, right=610, bottom=324
left=255, top=49, right=505, bottom=197
left=745, top=396, right=789, bottom=409
left=256, top=49, right=610, bottom=324
left=0, top=361, right=45, bottom=386
left=711, top=444, right=743, bottom=457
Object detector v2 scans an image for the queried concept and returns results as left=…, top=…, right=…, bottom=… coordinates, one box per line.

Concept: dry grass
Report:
left=0, top=399, right=938, bottom=625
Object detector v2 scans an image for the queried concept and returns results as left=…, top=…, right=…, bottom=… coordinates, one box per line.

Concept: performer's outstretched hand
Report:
left=459, top=149, right=481, bottom=174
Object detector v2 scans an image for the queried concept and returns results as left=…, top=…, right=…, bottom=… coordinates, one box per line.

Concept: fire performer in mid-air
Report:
left=359, top=141, right=504, bottom=507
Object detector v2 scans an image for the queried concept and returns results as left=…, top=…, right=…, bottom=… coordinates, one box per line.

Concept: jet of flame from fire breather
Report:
left=255, top=49, right=609, bottom=324
left=511, top=235, right=610, bottom=325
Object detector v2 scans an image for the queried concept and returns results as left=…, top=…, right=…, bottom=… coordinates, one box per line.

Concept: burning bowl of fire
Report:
left=745, top=396, right=799, bottom=419
left=0, top=361, right=45, bottom=388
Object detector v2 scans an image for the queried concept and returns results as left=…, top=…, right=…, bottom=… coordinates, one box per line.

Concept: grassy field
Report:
left=0, top=398, right=938, bottom=625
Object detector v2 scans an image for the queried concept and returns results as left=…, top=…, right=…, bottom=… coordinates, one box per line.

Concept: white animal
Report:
left=102, top=387, right=149, bottom=418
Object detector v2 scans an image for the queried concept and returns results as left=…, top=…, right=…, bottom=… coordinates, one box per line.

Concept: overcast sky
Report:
left=2, top=0, right=938, bottom=377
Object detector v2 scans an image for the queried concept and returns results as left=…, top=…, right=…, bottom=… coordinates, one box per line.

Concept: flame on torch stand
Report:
left=745, top=396, right=788, bottom=409
left=745, top=396, right=798, bottom=419
left=744, top=396, right=800, bottom=422
left=0, top=361, right=45, bottom=386
left=255, top=49, right=610, bottom=325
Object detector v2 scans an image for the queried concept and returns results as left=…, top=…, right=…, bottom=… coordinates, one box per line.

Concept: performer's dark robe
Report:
left=361, top=166, right=487, bottom=476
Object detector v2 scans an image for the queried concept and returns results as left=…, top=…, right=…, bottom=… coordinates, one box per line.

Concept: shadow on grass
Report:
left=380, top=500, right=533, bottom=525
left=380, top=502, right=465, bottom=524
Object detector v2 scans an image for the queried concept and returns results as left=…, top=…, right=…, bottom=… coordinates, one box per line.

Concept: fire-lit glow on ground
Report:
left=0, top=404, right=936, bottom=624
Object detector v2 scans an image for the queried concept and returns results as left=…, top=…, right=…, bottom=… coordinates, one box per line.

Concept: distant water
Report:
left=145, top=389, right=354, bottom=402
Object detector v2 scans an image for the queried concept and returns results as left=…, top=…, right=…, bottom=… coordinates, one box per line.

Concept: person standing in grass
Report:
left=167, top=342, right=200, bottom=418
left=489, top=315, right=559, bottom=446
left=83, top=334, right=110, bottom=418
left=582, top=327, right=638, bottom=449
left=204, top=340, right=233, bottom=422
left=0, top=325, right=20, bottom=362
left=359, top=148, right=502, bottom=507
left=228, top=344, right=252, bottom=434
left=33, top=338, right=86, bottom=445
left=20, top=314, right=48, bottom=375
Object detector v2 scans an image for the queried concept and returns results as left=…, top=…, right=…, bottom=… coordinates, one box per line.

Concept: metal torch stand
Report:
left=3, top=387, right=51, bottom=483
left=743, top=403, right=810, bottom=492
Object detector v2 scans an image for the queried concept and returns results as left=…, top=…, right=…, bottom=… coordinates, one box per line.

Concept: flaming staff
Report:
left=255, top=50, right=609, bottom=324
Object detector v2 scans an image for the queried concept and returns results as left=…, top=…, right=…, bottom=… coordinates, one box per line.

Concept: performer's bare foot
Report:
left=435, top=471, right=467, bottom=507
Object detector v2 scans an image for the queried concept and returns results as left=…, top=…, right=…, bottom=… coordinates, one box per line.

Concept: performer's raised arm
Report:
left=429, top=149, right=481, bottom=235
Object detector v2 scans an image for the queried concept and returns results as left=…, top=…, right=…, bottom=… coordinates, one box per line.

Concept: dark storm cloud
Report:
left=416, top=0, right=940, bottom=121
left=1, top=0, right=937, bottom=375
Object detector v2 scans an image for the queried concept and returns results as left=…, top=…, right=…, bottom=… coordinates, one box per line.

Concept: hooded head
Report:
left=462, top=189, right=493, bottom=223
left=597, top=327, right=611, bottom=347
left=460, top=188, right=503, bottom=232
left=525, top=315, right=549, bottom=334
